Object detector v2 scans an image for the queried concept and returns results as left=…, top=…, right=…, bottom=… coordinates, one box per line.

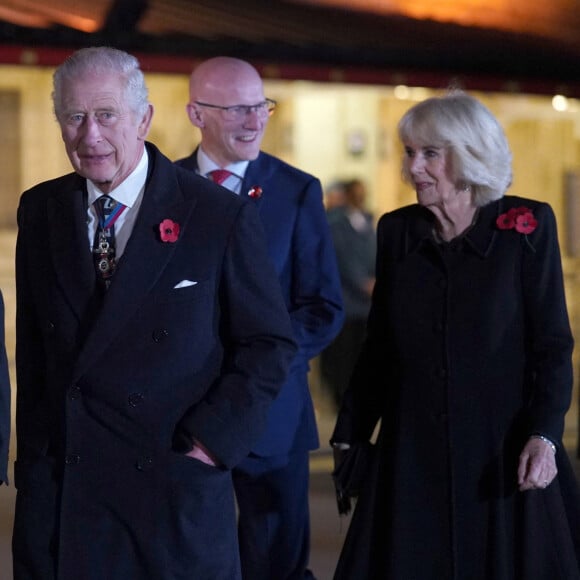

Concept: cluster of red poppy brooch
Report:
left=496, top=206, right=537, bottom=234
left=496, top=206, right=538, bottom=252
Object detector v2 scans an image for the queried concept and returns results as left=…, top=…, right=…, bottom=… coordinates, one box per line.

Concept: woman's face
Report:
left=403, top=139, right=457, bottom=209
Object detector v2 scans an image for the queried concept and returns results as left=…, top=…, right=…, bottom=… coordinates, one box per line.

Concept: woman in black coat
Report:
left=331, top=92, right=580, bottom=579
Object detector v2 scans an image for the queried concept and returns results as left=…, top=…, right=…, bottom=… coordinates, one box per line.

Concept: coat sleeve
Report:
left=289, top=177, right=344, bottom=360
left=15, top=192, right=49, bottom=470
left=521, top=201, right=574, bottom=444
left=178, top=201, right=298, bottom=468
left=0, top=291, right=10, bottom=484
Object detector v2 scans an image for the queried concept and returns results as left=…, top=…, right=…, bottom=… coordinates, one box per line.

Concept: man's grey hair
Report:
left=52, top=46, right=149, bottom=121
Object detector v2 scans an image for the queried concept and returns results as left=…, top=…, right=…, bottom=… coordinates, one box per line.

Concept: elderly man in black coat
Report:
left=12, top=47, right=296, bottom=580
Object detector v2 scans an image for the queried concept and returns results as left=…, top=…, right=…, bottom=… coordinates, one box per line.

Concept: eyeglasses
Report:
left=193, top=98, right=277, bottom=121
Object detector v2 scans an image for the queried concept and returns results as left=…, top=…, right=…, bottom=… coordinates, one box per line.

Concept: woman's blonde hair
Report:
left=398, top=92, right=513, bottom=206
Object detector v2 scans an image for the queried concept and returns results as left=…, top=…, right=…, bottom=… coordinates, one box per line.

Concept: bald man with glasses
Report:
left=176, top=57, right=344, bottom=580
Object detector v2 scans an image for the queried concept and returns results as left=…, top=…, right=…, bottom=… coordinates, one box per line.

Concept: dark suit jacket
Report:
left=13, top=143, right=296, bottom=579
left=0, top=291, right=10, bottom=484
left=176, top=150, right=344, bottom=455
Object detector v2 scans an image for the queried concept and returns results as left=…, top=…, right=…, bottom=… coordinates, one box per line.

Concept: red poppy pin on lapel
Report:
left=159, top=219, right=180, bottom=243
left=496, top=206, right=537, bottom=234
left=496, top=206, right=537, bottom=251
left=248, top=186, right=263, bottom=199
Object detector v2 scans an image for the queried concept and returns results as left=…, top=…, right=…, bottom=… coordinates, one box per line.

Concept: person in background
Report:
left=0, top=291, right=10, bottom=486
left=176, top=56, right=343, bottom=580
left=331, top=92, right=580, bottom=579
left=320, top=178, right=375, bottom=412
left=12, top=46, right=296, bottom=580
left=323, top=179, right=347, bottom=213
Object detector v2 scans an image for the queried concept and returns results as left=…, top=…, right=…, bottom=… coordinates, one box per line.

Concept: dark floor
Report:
left=1, top=449, right=578, bottom=580
left=0, top=458, right=349, bottom=580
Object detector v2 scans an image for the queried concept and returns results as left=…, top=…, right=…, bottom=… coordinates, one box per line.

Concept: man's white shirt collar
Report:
left=197, top=147, right=249, bottom=181
left=87, top=148, right=149, bottom=207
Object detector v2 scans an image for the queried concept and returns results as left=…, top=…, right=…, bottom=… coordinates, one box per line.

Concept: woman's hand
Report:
left=517, top=437, right=557, bottom=491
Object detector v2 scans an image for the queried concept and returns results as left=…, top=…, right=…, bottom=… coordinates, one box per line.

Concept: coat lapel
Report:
left=49, top=176, right=97, bottom=321
left=73, top=147, right=197, bottom=378
left=180, top=148, right=268, bottom=208
left=241, top=154, right=271, bottom=211
left=177, top=151, right=198, bottom=174
left=403, top=201, right=500, bottom=259
left=403, top=205, right=437, bottom=256
left=463, top=200, right=500, bottom=258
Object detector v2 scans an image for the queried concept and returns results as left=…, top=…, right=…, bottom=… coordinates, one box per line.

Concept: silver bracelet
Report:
left=530, top=434, right=556, bottom=454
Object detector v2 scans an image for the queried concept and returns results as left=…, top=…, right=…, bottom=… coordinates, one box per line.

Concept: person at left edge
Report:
left=0, top=290, right=10, bottom=487
left=12, top=46, right=297, bottom=580
left=176, top=56, right=344, bottom=580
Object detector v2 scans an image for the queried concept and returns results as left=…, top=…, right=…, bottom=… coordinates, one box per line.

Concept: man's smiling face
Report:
left=58, top=71, right=152, bottom=193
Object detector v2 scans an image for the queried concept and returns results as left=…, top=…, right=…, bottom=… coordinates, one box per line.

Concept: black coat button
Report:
left=152, top=328, right=169, bottom=343
left=65, top=454, right=81, bottom=465
left=136, top=456, right=153, bottom=471
left=128, top=393, right=144, bottom=407
left=68, top=385, right=81, bottom=400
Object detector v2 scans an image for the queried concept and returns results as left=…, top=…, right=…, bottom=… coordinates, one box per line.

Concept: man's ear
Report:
left=137, top=103, right=154, bottom=140
left=186, top=103, right=204, bottom=128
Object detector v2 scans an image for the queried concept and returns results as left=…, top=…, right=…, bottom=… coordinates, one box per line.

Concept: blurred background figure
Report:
left=320, top=178, right=376, bottom=412
left=323, top=180, right=347, bottom=213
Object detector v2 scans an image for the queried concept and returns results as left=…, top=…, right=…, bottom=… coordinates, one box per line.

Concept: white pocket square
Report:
left=174, top=280, right=198, bottom=289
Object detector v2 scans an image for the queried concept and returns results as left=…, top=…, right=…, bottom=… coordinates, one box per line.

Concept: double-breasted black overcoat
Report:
left=332, top=196, right=580, bottom=579
left=12, top=143, right=297, bottom=579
